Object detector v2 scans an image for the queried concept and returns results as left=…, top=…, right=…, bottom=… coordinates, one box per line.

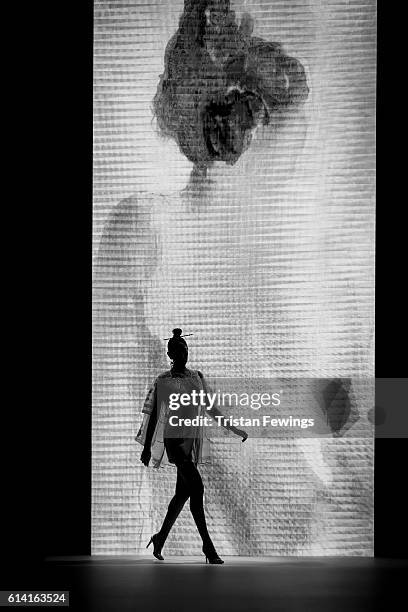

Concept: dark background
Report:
left=1, top=0, right=406, bottom=575
left=374, top=0, right=407, bottom=558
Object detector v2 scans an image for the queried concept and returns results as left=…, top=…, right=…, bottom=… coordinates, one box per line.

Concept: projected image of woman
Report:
left=96, top=0, right=310, bottom=377
left=95, top=0, right=315, bottom=557
left=94, top=0, right=374, bottom=557
left=136, top=328, right=248, bottom=564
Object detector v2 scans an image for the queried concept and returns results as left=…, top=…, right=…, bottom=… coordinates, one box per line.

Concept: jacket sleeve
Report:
left=135, top=380, right=158, bottom=447
left=144, top=382, right=158, bottom=449
left=197, top=370, right=227, bottom=422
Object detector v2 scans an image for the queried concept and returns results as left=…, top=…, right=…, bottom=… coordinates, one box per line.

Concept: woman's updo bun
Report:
left=202, top=88, right=265, bottom=165
left=153, top=0, right=309, bottom=168
left=167, top=328, right=188, bottom=354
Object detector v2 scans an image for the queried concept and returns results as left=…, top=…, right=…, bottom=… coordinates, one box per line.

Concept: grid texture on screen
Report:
left=93, top=0, right=375, bottom=555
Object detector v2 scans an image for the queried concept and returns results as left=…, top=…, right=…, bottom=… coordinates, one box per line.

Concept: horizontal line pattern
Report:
left=93, top=0, right=375, bottom=555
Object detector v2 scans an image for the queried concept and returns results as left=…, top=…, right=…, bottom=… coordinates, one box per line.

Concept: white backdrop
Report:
left=93, top=0, right=375, bottom=555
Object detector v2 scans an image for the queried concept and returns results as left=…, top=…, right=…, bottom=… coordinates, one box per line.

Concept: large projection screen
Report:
left=92, top=0, right=375, bottom=556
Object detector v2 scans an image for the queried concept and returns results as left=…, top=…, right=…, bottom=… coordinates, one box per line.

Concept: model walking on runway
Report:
left=136, top=329, right=248, bottom=564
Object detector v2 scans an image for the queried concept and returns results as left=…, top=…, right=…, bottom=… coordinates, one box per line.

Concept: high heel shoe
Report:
left=202, top=544, right=224, bottom=564
left=146, top=534, right=164, bottom=560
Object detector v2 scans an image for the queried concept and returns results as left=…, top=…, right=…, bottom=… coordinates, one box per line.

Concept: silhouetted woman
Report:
left=136, top=329, right=248, bottom=564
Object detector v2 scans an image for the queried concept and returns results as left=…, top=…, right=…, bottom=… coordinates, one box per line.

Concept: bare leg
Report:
left=156, top=467, right=190, bottom=545
left=177, top=460, right=214, bottom=551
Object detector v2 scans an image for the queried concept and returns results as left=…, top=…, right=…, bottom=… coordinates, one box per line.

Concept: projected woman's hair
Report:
left=153, top=0, right=309, bottom=168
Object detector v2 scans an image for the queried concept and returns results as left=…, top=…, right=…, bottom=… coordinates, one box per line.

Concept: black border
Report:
left=3, top=0, right=93, bottom=567
left=374, top=1, right=407, bottom=559
left=41, top=0, right=94, bottom=559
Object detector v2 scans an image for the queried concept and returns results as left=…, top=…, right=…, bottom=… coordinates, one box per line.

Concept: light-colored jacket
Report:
left=135, top=369, right=212, bottom=468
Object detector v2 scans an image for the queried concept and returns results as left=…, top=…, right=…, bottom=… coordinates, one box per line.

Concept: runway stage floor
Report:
left=5, top=557, right=407, bottom=612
